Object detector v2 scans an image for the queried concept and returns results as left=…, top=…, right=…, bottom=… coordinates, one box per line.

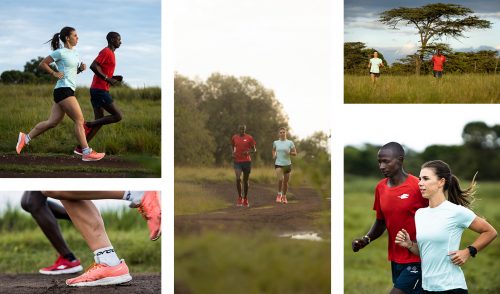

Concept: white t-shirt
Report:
left=415, top=200, right=476, bottom=291
left=370, top=58, right=383, bottom=73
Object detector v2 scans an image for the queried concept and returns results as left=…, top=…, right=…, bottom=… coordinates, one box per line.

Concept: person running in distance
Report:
left=272, top=127, right=297, bottom=204
left=41, top=191, right=161, bottom=287
left=352, top=142, right=428, bottom=294
left=369, top=51, right=384, bottom=84
left=396, top=160, right=497, bottom=294
left=231, top=124, right=256, bottom=207
left=74, top=32, right=124, bottom=155
left=431, top=50, right=446, bottom=80
left=16, top=26, right=105, bottom=161
left=21, top=191, right=83, bottom=275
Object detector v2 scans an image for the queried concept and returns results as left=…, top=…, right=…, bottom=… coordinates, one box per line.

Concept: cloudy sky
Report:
left=345, top=0, right=500, bottom=63
left=342, top=105, right=500, bottom=152
left=0, top=0, right=160, bottom=88
left=174, top=0, right=330, bottom=139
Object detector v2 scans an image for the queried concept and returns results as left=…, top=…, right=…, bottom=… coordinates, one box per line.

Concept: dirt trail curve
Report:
left=175, top=183, right=329, bottom=235
left=0, top=273, right=160, bottom=294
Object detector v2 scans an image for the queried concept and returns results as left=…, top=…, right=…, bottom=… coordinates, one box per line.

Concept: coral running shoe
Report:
left=237, top=196, right=243, bottom=206
left=82, top=150, right=105, bottom=161
left=243, top=197, right=249, bottom=207
left=16, top=132, right=26, bottom=154
left=83, top=123, right=92, bottom=136
left=66, top=260, right=132, bottom=287
left=73, top=146, right=83, bottom=155
left=282, top=195, right=288, bottom=204
left=275, top=194, right=282, bottom=203
left=138, top=191, right=161, bottom=241
left=39, top=256, right=83, bottom=275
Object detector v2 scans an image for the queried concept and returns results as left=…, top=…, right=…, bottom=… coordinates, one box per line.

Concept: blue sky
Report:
left=345, top=0, right=500, bottom=64
left=0, top=0, right=160, bottom=88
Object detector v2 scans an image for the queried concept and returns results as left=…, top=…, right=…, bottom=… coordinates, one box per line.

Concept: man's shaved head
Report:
left=379, top=142, right=405, bottom=160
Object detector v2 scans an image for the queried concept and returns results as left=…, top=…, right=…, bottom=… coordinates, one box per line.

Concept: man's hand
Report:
left=352, top=238, right=369, bottom=252
left=112, top=75, right=123, bottom=82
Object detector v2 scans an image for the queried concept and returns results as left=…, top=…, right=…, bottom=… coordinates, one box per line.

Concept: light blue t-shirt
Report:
left=273, top=139, right=295, bottom=166
left=415, top=200, right=476, bottom=291
left=50, top=48, right=80, bottom=90
left=370, top=58, right=383, bottom=73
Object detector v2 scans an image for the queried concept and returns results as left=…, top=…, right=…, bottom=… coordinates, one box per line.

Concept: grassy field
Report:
left=344, top=74, right=500, bottom=103
left=0, top=207, right=161, bottom=273
left=0, top=84, right=161, bottom=155
left=344, top=176, right=500, bottom=293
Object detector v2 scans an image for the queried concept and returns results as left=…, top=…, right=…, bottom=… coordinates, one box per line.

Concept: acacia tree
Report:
left=379, top=3, right=491, bottom=75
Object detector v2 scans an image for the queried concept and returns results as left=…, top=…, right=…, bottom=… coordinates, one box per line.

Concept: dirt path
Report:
left=0, top=154, right=156, bottom=177
left=175, top=182, right=329, bottom=235
left=0, top=273, right=160, bottom=293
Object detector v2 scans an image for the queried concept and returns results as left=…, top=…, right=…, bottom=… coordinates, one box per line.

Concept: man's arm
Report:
left=90, top=60, right=118, bottom=86
left=352, top=218, right=386, bottom=252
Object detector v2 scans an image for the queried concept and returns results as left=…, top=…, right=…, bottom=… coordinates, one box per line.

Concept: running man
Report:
left=231, top=124, right=256, bottom=207
left=21, top=191, right=82, bottom=275
left=431, top=49, right=446, bottom=79
left=272, top=127, right=297, bottom=204
left=74, top=32, right=123, bottom=155
left=351, top=142, right=428, bottom=294
left=368, top=51, right=384, bottom=84
left=41, top=191, right=161, bottom=287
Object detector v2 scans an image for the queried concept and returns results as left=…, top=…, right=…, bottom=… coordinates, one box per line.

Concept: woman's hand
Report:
left=53, top=71, right=64, bottom=79
left=77, top=63, right=86, bottom=74
left=448, top=249, right=470, bottom=266
left=395, top=229, right=412, bottom=248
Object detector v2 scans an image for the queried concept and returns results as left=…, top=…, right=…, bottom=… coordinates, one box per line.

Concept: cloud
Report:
left=397, top=42, right=418, bottom=55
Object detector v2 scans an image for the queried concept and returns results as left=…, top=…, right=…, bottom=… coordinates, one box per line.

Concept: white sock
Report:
left=278, top=191, right=282, bottom=196
left=93, top=246, right=120, bottom=267
left=123, top=191, right=145, bottom=208
left=82, top=147, right=91, bottom=155
left=25, top=134, right=31, bottom=144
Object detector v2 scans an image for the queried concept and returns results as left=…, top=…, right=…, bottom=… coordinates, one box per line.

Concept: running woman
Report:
left=272, top=127, right=297, bottom=204
left=21, top=191, right=82, bottom=275
left=368, top=51, right=384, bottom=84
left=74, top=32, right=123, bottom=155
left=396, top=160, right=497, bottom=294
left=352, top=142, right=428, bottom=294
left=41, top=191, right=161, bottom=287
left=16, top=26, right=105, bottom=161
left=231, top=124, right=256, bottom=207
left=431, top=50, right=446, bottom=79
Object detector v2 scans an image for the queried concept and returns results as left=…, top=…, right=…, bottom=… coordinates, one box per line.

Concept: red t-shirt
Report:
left=431, top=55, right=446, bottom=71
left=231, top=134, right=256, bottom=163
left=373, top=174, right=428, bottom=263
left=91, top=47, right=116, bottom=91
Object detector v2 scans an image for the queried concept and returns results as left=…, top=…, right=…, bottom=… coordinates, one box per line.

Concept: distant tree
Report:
left=379, top=3, right=492, bottom=75
left=344, top=42, right=388, bottom=75
left=0, top=70, right=37, bottom=84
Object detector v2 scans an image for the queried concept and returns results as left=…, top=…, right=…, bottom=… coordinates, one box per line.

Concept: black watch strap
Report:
left=467, top=245, right=477, bottom=257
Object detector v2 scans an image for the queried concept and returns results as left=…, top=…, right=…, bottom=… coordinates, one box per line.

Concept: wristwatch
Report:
left=467, top=245, right=477, bottom=257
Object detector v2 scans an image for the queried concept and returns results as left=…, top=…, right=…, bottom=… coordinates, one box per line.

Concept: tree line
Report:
left=344, top=42, right=499, bottom=75
left=174, top=73, right=330, bottom=168
left=345, top=122, right=500, bottom=181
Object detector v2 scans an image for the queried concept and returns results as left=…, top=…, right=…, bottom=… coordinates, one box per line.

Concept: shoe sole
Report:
left=67, top=273, right=132, bottom=287
left=39, top=265, right=83, bottom=275
left=16, top=133, right=25, bottom=154
left=82, top=156, right=105, bottom=161
left=151, top=229, right=161, bottom=241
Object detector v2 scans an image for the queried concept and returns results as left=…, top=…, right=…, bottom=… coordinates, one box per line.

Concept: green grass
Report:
left=175, top=231, right=330, bottom=294
left=0, top=84, right=160, bottom=155
left=174, top=182, right=230, bottom=215
left=175, top=166, right=308, bottom=186
left=0, top=208, right=160, bottom=273
left=344, top=176, right=500, bottom=293
left=344, top=74, right=500, bottom=103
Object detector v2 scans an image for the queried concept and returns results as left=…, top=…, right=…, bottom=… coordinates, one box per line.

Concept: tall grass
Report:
left=344, top=176, right=500, bottom=293
left=344, top=74, right=499, bottom=103
left=0, top=208, right=160, bottom=273
left=0, top=84, right=160, bottom=155
left=175, top=231, right=330, bottom=294
left=175, top=182, right=229, bottom=215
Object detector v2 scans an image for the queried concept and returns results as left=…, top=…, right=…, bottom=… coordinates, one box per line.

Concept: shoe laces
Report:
left=83, top=262, right=103, bottom=274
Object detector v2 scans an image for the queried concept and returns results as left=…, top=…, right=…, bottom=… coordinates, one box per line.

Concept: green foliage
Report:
left=344, top=74, right=499, bottom=103
left=175, top=231, right=330, bottom=294
left=345, top=123, right=500, bottom=181
left=1, top=56, right=57, bottom=84
left=174, top=182, right=230, bottom=215
left=379, top=3, right=492, bottom=74
left=344, top=177, right=500, bottom=293
left=0, top=84, right=160, bottom=155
